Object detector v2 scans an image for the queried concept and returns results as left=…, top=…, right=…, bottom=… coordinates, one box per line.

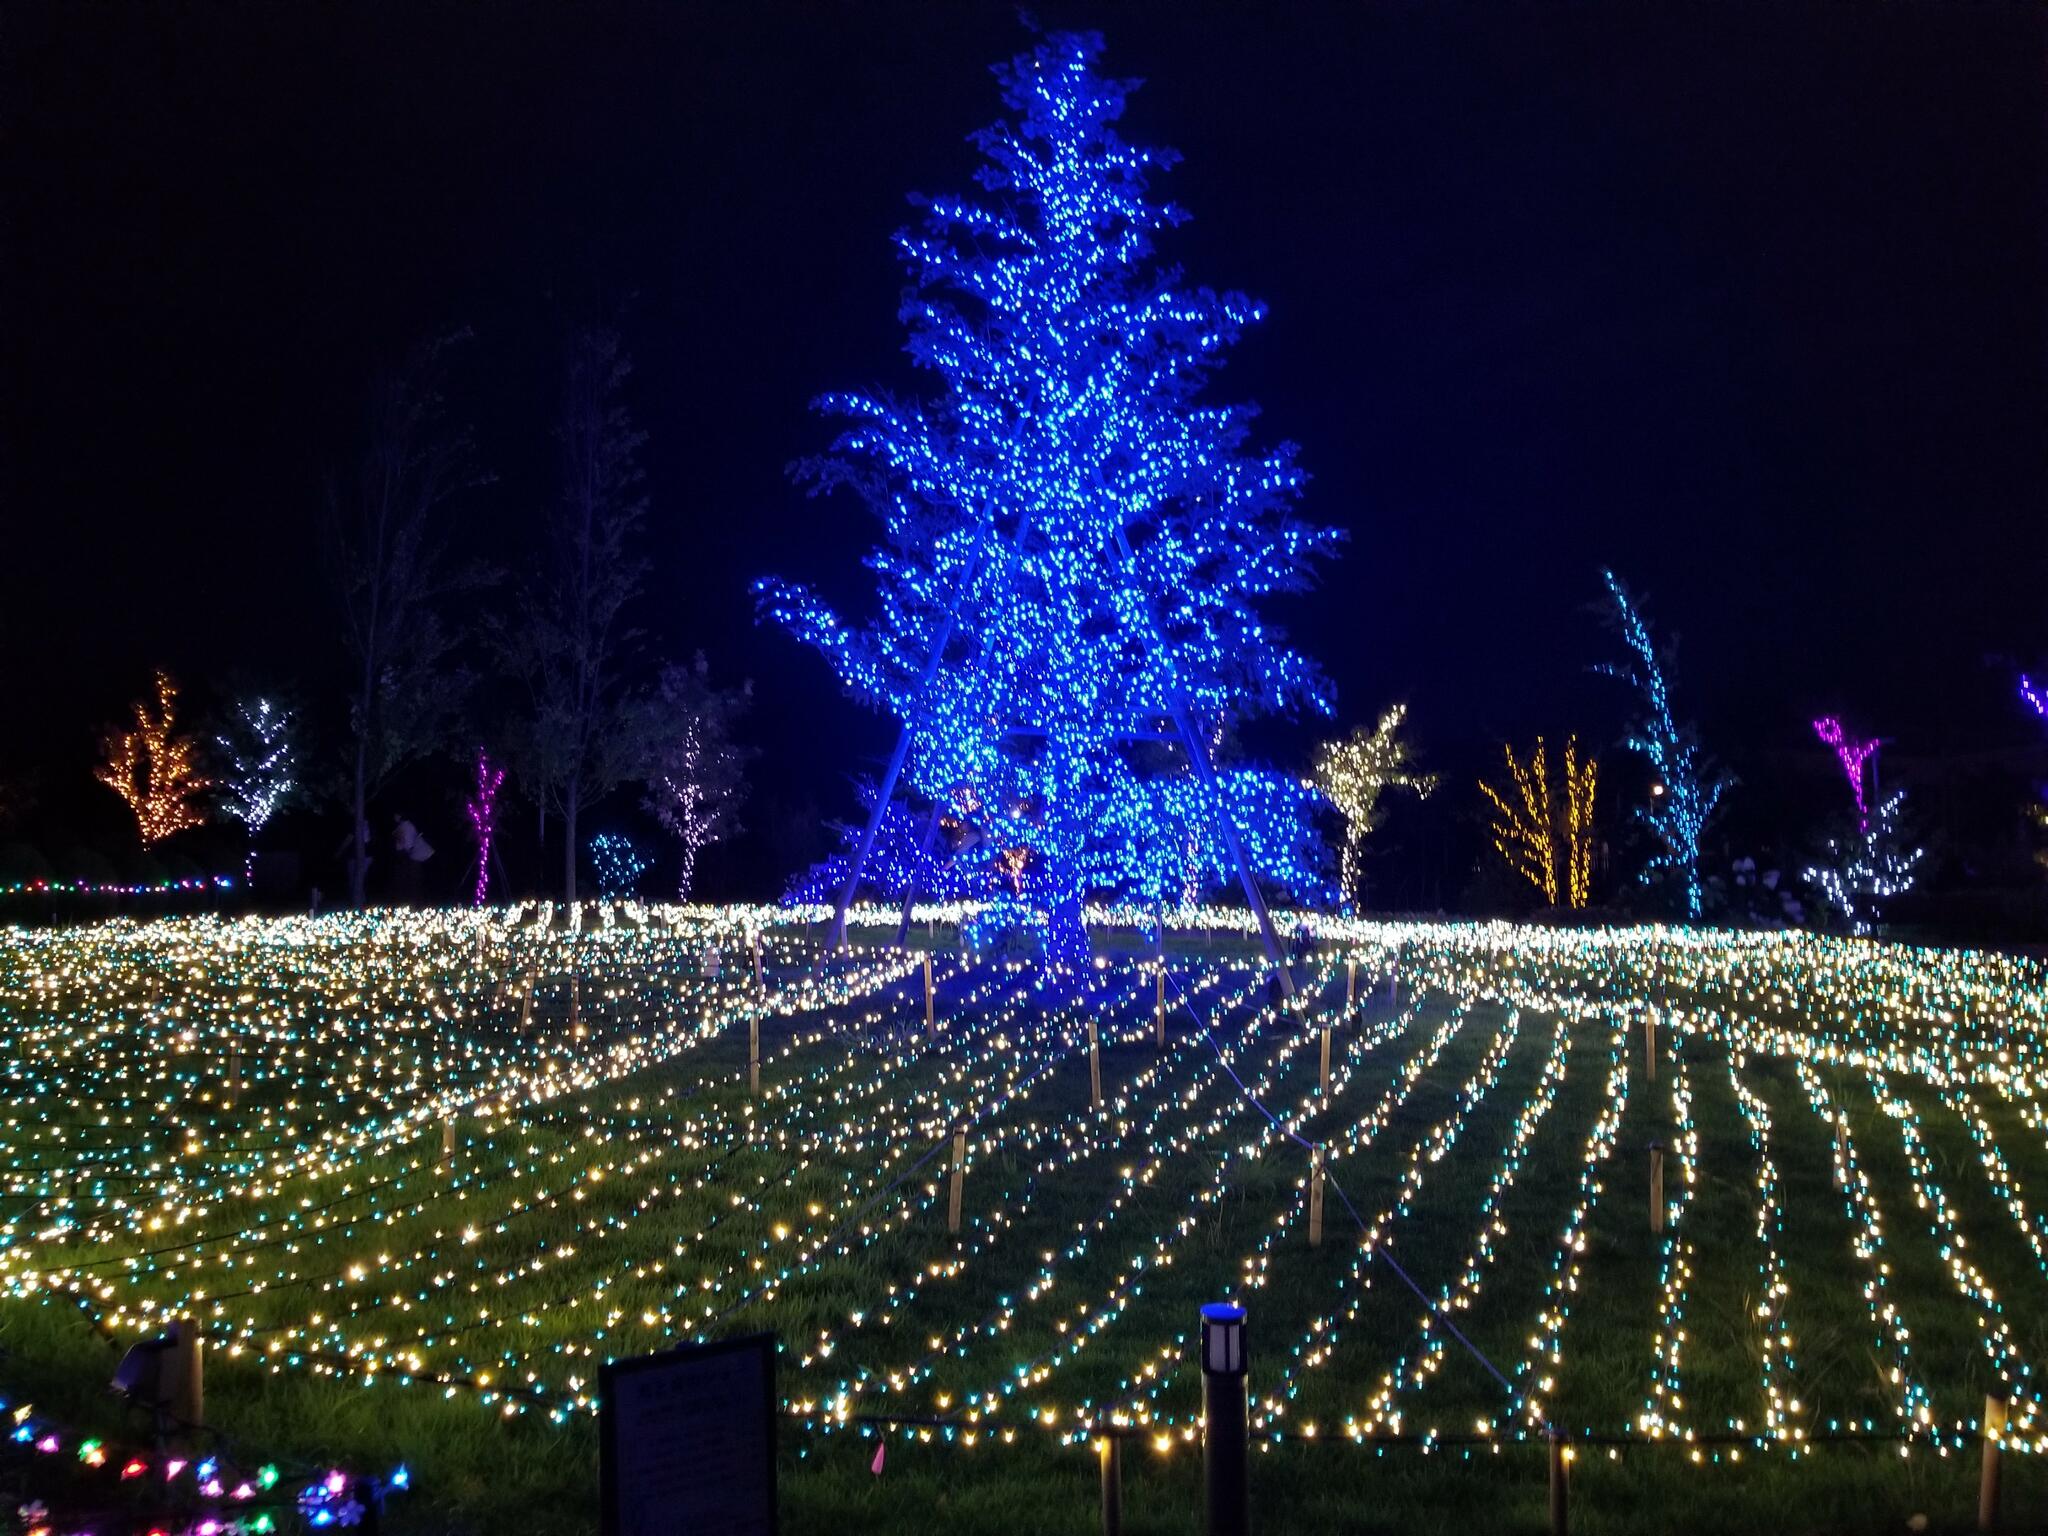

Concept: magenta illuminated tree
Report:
left=466, top=751, right=505, bottom=908
left=755, top=30, right=1337, bottom=975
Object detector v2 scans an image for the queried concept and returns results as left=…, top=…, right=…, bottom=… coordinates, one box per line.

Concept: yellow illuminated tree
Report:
left=1312, top=704, right=1437, bottom=911
left=96, top=671, right=209, bottom=847
left=1479, top=736, right=1597, bottom=909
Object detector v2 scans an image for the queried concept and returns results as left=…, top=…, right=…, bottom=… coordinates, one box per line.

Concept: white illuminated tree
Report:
left=1311, top=704, right=1436, bottom=911
left=643, top=653, right=754, bottom=900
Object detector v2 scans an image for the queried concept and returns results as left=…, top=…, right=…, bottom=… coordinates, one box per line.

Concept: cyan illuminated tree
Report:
left=1597, top=570, right=1730, bottom=920
left=757, top=30, right=1338, bottom=963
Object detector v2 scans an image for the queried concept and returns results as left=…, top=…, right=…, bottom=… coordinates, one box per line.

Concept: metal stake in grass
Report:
left=1098, top=1434, right=1123, bottom=1536
left=1308, top=1147, right=1325, bottom=1248
left=1088, top=1020, right=1103, bottom=1112
left=1546, top=1426, right=1569, bottom=1536
left=947, top=1126, right=967, bottom=1234
left=1649, top=1140, right=1666, bottom=1235
left=1980, top=1389, right=2007, bottom=1532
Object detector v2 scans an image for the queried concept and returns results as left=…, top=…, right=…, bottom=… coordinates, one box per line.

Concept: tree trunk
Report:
left=349, top=728, right=370, bottom=908
left=677, top=841, right=696, bottom=902
left=563, top=780, right=579, bottom=906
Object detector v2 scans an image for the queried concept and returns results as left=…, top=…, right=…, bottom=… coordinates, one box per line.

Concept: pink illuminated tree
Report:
left=1812, top=716, right=1880, bottom=829
left=466, top=750, right=505, bottom=907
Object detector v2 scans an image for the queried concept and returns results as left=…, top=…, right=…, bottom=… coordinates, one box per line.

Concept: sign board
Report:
left=600, top=1332, right=776, bottom=1536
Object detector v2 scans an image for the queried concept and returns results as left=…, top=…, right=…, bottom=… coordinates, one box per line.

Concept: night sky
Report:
left=3, top=2, right=2043, bottom=901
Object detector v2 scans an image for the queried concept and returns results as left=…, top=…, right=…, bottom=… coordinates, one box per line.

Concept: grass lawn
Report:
left=0, top=904, right=2044, bottom=1533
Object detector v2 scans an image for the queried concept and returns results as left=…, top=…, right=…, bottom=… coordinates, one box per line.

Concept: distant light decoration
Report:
left=1803, top=787, right=1923, bottom=936
left=646, top=653, right=755, bottom=901
left=1597, top=571, right=1730, bottom=920
left=0, top=875, right=231, bottom=899
left=1311, top=705, right=1437, bottom=912
left=96, top=670, right=209, bottom=847
left=466, top=751, right=505, bottom=908
left=2020, top=675, right=2047, bottom=722
left=754, top=29, right=1337, bottom=966
left=589, top=832, right=649, bottom=895
left=1812, top=716, right=1878, bottom=829
left=1478, top=737, right=1596, bottom=909
left=215, top=697, right=297, bottom=839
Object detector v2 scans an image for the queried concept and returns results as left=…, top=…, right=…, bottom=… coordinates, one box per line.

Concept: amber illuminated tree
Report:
left=1479, top=736, right=1597, bottom=909
left=96, top=671, right=209, bottom=847
left=1312, top=704, right=1437, bottom=910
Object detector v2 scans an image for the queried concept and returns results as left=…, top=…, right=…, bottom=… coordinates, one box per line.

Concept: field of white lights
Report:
left=2, top=903, right=2046, bottom=1534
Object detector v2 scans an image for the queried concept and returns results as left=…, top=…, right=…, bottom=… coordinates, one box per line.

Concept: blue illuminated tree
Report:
left=1597, top=570, right=1731, bottom=920
left=756, top=30, right=1338, bottom=965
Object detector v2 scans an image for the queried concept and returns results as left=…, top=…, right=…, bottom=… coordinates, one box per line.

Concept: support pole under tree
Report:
left=1155, top=965, right=1167, bottom=1049
left=1098, top=1434, right=1123, bottom=1536
left=895, top=806, right=944, bottom=950
left=1980, top=1390, right=2007, bottom=1532
left=1308, top=1147, right=1325, bottom=1248
left=947, top=1126, right=967, bottom=1234
left=1199, top=1304, right=1248, bottom=1536
left=1547, top=1426, right=1569, bottom=1536
left=1088, top=1020, right=1103, bottom=1112
left=924, top=952, right=936, bottom=1037
left=1649, top=1141, right=1666, bottom=1235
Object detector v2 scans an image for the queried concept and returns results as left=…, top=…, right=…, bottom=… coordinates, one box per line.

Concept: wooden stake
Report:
left=519, top=975, right=534, bottom=1031
left=1155, top=967, right=1166, bottom=1049
left=947, top=1127, right=967, bottom=1234
left=1319, top=1024, right=1332, bottom=1099
left=924, top=952, right=935, bottom=1037
left=1346, top=958, right=1356, bottom=1010
left=569, top=976, right=581, bottom=1034
left=1098, top=1434, right=1123, bottom=1536
left=1308, top=1147, right=1325, bottom=1248
left=1649, top=1142, right=1666, bottom=1235
left=1645, top=1014, right=1658, bottom=1084
left=1980, top=1390, right=2007, bottom=1532
left=226, top=1049, right=239, bottom=1108
left=1547, top=1428, right=1568, bottom=1536
left=749, top=1015, right=761, bottom=1097
left=753, top=930, right=765, bottom=990
left=441, top=1118, right=456, bottom=1162
left=1088, top=1021, right=1103, bottom=1112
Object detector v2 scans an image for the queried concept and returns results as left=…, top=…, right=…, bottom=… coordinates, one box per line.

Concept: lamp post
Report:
left=1199, top=1302, right=1248, bottom=1536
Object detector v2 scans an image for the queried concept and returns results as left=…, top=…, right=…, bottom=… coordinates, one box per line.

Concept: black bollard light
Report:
left=1199, top=1302, right=1249, bottom=1536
